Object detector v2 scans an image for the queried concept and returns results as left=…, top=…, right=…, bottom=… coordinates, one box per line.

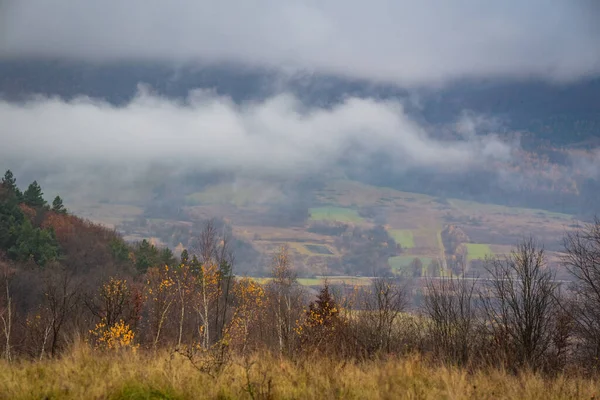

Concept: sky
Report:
left=0, top=1, right=598, bottom=196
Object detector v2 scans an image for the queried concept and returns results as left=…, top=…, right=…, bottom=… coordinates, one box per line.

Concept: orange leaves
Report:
left=146, top=265, right=175, bottom=298
left=18, top=204, right=36, bottom=222
left=227, top=278, right=266, bottom=350
left=89, top=319, right=138, bottom=351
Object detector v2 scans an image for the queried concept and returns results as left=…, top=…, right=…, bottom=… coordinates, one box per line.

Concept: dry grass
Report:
left=0, top=346, right=598, bottom=399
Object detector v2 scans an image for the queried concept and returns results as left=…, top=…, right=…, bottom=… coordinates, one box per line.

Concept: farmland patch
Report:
left=465, top=243, right=494, bottom=261
left=309, top=207, right=363, bottom=223
left=389, top=229, right=415, bottom=249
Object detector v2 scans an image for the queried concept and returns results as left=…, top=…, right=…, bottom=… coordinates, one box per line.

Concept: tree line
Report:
left=2, top=170, right=600, bottom=377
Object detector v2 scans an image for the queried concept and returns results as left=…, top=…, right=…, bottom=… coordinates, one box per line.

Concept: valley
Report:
left=68, top=179, right=579, bottom=281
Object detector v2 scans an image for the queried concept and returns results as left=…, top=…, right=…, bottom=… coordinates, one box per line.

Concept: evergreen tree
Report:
left=160, top=247, right=176, bottom=266
left=110, top=237, right=130, bottom=263
left=134, top=239, right=160, bottom=273
left=51, top=196, right=67, bottom=214
left=0, top=183, right=25, bottom=251
left=180, top=249, right=189, bottom=265
left=23, top=181, right=46, bottom=208
left=1, top=170, right=22, bottom=199
left=7, top=219, right=59, bottom=266
left=190, top=254, right=201, bottom=274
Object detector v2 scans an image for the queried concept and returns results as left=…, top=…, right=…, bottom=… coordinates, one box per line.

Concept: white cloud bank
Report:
left=0, top=1, right=598, bottom=85
left=0, top=89, right=511, bottom=177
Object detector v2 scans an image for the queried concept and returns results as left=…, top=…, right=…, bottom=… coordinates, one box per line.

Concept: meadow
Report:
left=388, top=255, right=433, bottom=274
left=1, top=346, right=598, bottom=400
left=465, top=243, right=494, bottom=261
left=309, top=206, right=363, bottom=223
left=388, top=229, right=415, bottom=248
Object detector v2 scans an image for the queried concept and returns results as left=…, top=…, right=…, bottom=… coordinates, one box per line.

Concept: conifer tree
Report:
left=180, top=249, right=189, bottom=265
left=1, top=170, right=22, bottom=199
left=23, top=181, right=46, bottom=208
left=51, top=196, right=67, bottom=214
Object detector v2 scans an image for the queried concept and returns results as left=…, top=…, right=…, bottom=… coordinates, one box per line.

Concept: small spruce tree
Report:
left=180, top=249, right=189, bottom=265
left=23, top=181, right=46, bottom=208
left=51, top=196, right=67, bottom=214
left=1, top=170, right=22, bottom=199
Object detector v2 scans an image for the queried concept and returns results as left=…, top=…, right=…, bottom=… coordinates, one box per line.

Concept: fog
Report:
left=1, top=1, right=598, bottom=86
left=0, top=87, right=513, bottom=183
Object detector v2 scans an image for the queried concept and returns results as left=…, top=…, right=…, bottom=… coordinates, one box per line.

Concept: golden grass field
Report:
left=1, top=345, right=598, bottom=399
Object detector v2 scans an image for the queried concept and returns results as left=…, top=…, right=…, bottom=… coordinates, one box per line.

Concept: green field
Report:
left=185, top=183, right=284, bottom=206
left=309, top=207, right=363, bottom=223
left=389, top=229, right=415, bottom=248
left=254, top=277, right=372, bottom=287
left=448, top=199, right=573, bottom=220
left=304, top=244, right=334, bottom=255
left=297, top=278, right=323, bottom=286
left=388, top=255, right=433, bottom=273
left=465, top=243, right=494, bottom=261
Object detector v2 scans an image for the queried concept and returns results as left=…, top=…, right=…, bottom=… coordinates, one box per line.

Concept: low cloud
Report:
left=0, top=88, right=513, bottom=182
left=0, top=1, right=598, bottom=86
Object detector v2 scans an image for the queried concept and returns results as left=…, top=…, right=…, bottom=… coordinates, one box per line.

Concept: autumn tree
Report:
left=145, top=265, right=175, bottom=349
left=297, top=283, right=343, bottom=355
left=86, top=277, right=141, bottom=329
left=267, top=245, right=302, bottom=356
left=172, top=262, right=194, bottom=348
left=228, top=278, right=266, bottom=354
left=192, top=220, right=235, bottom=348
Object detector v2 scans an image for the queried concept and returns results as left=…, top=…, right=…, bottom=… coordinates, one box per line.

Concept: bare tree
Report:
left=360, top=278, right=407, bottom=354
left=482, top=238, right=559, bottom=371
left=193, top=219, right=235, bottom=346
left=424, top=270, right=478, bottom=366
left=42, top=264, right=81, bottom=357
left=268, top=245, right=301, bottom=357
left=563, top=217, right=600, bottom=369
left=0, top=257, right=15, bottom=361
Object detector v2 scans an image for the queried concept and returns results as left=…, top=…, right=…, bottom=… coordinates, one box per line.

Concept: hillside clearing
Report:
left=309, top=206, right=363, bottom=223
left=389, top=229, right=415, bottom=248
left=465, top=243, right=494, bottom=261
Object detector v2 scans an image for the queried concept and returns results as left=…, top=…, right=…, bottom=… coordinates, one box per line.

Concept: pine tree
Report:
left=23, top=181, right=46, bottom=208
left=160, top=247, right=176, bottom=266
left=51, top=196, right=67, bottom=214
left=1, top=170, right=22, bottom=199
left=180, top=249, right=189, bottom=265
left=190, top=254, right=201, bottom=274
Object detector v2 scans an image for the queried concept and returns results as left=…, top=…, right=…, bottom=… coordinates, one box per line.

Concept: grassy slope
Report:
left=389, top=229, right=415, bottom=248
left=1, top=347, right=598, bottom=399
left=389, top=256, right=433, bottom=272
left=309, top=206, right=363, bottom=223
left=465, top=243, right=494, bottom=261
